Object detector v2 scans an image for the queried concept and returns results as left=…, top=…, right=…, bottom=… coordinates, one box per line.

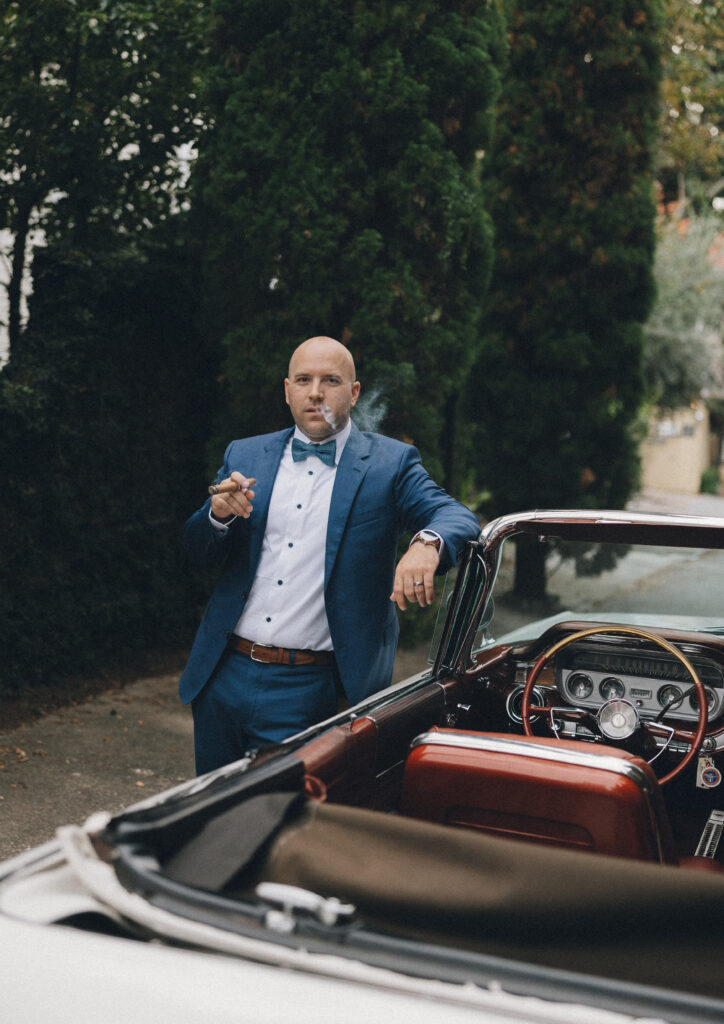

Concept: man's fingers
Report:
left=390, top=571, right=408, bottom=610
left=409, top=572, right=434, bottom=608
left=390, top=570, right=434, bottom=609
left=210, top=473, right=255, bottom=519
left=417, top=573, right=435, bottom=608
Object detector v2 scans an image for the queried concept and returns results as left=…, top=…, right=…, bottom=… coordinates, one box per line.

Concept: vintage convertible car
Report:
left=5, top=509, right=724, bottom=1024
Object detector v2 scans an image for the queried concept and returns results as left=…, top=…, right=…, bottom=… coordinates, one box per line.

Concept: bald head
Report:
left=288, top=336, right=356, bottom=381
left=285, top=336, right=360, bottom=440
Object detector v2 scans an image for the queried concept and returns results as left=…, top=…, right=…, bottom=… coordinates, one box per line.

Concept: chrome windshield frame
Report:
left=432, top=509, right=724, bottom=680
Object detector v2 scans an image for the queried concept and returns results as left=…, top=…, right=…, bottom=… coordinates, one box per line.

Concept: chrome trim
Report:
left=505, top=684, right=547, bottom=725
left=409, top=730, right=658, bottom=798
left=695, top=809, right=724, bottom=858
left=645, top=723, right=675, bottom=765
left=434, top=507, right=724, bottom=699
left=597, top=698, right=640, bottom=741
left=478, top=508, right=724, bottom=549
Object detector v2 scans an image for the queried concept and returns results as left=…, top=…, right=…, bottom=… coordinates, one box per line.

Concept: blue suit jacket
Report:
left=179, top=424, right=480, bottom=706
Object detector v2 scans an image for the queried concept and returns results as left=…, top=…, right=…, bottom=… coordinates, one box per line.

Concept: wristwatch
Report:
left=412, top=530, right=442, bottom=551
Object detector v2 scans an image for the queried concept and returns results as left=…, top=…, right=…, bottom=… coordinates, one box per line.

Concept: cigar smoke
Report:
left=319, top=404, right=339, bottom=431
left=352, top=385, right=387, bottom=433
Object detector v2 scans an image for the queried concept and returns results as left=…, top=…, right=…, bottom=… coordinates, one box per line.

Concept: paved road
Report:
left=2, top=487, right=724, bottom=862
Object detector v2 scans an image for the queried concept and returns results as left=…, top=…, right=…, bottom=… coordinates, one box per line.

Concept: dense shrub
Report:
left=0, top=244, right=211, bottom=695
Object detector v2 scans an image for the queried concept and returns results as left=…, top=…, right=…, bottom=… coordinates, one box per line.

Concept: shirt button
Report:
left=288, top=542, right=294, bottom=548
left=308, top=470, right=313, bottom=475
left=297, top=504, right=302, bottom=509
left=266, top=617, right=271, bottom=623
left=277, top=580, right=283, bottom=586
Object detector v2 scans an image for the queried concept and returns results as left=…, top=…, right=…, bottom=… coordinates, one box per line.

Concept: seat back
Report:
left=400, top=729, right=677, bottom=863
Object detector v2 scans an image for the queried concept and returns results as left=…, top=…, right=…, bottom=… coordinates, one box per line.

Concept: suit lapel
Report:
left=325, top=423, right=371, bottom=587
left=247, top=428, right=293, bottom=572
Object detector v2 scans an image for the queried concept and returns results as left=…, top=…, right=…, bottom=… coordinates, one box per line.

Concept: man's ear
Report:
left=284, top=378, right=290, bottom=405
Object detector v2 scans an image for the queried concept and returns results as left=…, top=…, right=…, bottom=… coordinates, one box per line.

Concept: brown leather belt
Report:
left=227, top=634, right=335, bottom=667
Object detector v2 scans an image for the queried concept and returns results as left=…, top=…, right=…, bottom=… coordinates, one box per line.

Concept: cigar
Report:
left=208, top=477, right=257, bottom=496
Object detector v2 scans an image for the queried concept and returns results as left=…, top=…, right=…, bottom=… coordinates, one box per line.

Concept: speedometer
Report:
left=567, top=672, right=593, bottom=699
left=599, top=677, right=625, bottom=700
left=658, top=684, right=683, bottom=709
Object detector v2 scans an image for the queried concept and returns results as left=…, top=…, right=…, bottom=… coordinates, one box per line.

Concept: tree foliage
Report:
left=193, top=0, right=505, bottom=487
left=473, top=0, right=662, bottom=513
left=469, top=0, right=663, bottom=599
left=0, top=0, right=205, bottom=350
left=643, top=215, right=724, bottom=408
left=658, top=0, right=724, bottom=198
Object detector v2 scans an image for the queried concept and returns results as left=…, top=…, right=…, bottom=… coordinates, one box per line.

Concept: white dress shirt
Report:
left=230, top=421, right=352, bottom=650
left=210, top=419, right=442, bottom=652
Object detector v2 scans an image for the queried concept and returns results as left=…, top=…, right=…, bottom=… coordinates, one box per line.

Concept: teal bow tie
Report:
left=291, top=437, right=336, bottom=467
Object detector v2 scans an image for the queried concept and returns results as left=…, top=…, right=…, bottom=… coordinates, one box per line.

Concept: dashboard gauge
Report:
left=689, top=688, right=716, bottom=712
left=599, top=677, right=625, bottom=700
left=658, top=684, right=683, bottom=709
left=506, top=685, right=547, bottom=724
left=567, top=672, right=594, bottom=700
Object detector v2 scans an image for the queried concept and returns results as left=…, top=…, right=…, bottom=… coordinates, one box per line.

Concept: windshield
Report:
left=479, top=537, right=724, bottom=648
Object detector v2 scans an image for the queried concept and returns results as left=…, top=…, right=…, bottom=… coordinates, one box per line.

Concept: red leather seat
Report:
left=400, top=729, right=678, bottom=864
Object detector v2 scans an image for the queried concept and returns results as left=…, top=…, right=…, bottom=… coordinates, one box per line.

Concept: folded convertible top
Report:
left=248, top=800, right=724, bottom=1000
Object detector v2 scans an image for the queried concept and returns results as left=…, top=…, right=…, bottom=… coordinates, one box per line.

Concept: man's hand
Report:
left=390, top=542, right=440, bottom=610
left=210, top=471, right=256, bottom=521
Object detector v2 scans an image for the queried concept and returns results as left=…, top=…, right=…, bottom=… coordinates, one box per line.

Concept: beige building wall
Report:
left=640, top=402, right=712, bottom=494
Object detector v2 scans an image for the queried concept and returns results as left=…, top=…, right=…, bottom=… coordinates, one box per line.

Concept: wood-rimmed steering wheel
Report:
left=520, top=625, right=708, bottom=785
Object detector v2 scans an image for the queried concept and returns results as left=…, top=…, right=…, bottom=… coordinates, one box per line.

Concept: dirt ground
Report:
left=0, top=645, right=431, bottom=861
left=3, top=487, right=724, bottom=864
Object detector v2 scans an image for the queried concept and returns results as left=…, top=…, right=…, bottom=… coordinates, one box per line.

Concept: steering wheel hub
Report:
left=598, top=698, right=639, bottom=740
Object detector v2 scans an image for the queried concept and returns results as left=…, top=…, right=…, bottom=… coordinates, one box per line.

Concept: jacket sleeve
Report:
left=393, top=445, right=480, bottom=573
left=182, top=442, right=249, bottom=570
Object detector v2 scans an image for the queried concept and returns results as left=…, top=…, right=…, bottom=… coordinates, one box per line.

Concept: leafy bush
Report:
left=700, top=466, right=720, bottom=495
left=0, top=244, right=210, bottom=695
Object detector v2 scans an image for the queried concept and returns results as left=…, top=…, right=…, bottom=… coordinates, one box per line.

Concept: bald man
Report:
left=181, top=336, right=480, bottom=774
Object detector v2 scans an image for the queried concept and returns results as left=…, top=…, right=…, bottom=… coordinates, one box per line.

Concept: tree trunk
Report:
left=513, top=536, right=549, bottom=603
left=7, top=201, right=32, bottom=354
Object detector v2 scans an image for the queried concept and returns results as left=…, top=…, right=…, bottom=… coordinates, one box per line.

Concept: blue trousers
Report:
left=191, top=649, right=338, bottom=775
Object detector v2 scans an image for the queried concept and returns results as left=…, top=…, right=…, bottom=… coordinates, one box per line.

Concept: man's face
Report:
left=285, top=338, right=360, bottom=441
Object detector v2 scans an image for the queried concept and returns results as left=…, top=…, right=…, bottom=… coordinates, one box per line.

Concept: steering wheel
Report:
left=520, top=625, right=708, bottom=785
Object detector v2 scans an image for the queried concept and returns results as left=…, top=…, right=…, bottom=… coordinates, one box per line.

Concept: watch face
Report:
left=417, top=531, right=439, bottom=545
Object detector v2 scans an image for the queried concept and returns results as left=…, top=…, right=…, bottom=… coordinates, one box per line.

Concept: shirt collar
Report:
left=292, top=418, right=352, bottom=465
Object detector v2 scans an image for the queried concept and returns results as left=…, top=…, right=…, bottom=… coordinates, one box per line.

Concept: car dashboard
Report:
left=494, top=628, right=724, bottom=751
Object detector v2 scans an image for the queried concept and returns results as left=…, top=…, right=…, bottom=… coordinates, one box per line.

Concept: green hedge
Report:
left=0, top=244, right=212, bottom=696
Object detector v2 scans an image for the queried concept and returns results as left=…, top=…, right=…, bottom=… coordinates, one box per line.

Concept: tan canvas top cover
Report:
left=252, top=800, right=724, bottom=1000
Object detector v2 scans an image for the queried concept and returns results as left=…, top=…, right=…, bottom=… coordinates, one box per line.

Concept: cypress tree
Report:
left=194, top=0, right=505, bottom=486
left=471, top=0, right=663, bottom=598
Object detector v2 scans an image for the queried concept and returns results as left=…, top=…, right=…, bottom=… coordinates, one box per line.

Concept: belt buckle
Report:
left=249, top=642, right=274, bottom=663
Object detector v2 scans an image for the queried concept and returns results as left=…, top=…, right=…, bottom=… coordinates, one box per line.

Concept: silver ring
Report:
left=414, top=581, right=424, bottom=586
